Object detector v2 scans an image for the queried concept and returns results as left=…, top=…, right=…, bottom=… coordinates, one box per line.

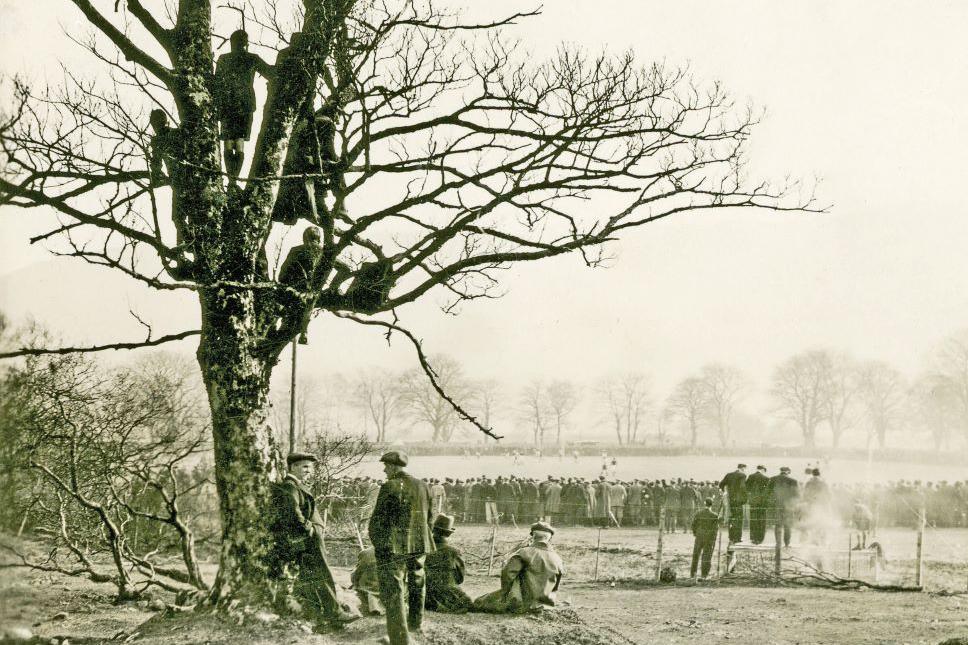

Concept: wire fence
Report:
left=318, top=499, right=968, bottom=593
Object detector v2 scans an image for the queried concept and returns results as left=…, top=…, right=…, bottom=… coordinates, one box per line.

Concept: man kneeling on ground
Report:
left=425, top=514, right=472, bottom=613
left=472, top=521, right=564, bottom=614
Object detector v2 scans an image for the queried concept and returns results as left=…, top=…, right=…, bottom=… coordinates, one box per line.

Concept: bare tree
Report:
left=771, top=350, right=830, bottom=449
left=0, top=0, right=815, bottom=600
left=909, top=372, right=958, bottom=452
left=598, top=373, right=650, bottom=445
left=353, top=368, right=404, bottom=442
left=820, top=352, right=860, bottom=450
left=932, top=330, right=968, bottom=448
left=665, top=375, right=708, bottom=448
left=700, top=363, right=747, bottom=448
left=857, top=360, right=905, bottom=450
left=468, top=378, right=502, bottom=431
left=519, top=379, right=548, bottom=447
left=401, top=354, right=469, bottom=442
left=545, top=379, right=579, bottom=445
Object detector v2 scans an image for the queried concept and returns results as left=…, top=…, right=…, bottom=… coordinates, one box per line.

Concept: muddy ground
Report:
left=3, top=527, right=968, bottom=645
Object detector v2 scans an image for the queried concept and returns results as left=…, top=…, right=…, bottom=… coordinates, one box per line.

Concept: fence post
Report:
left=486, top=525, right=497, bottom=576
left=594, top=527, right=602, bottom=582
left=915, top=506, right=925, bottom=588
left=655, top=507, right=665, bottom=581
left=716, top=522, right=724, bottom=577
left=773, top=536, right=781, bottom=577
left=846, top=533, right=852, bottom=578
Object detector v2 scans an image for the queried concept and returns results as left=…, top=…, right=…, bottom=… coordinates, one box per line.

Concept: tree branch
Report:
left=0, top=330, right=201, bottom=359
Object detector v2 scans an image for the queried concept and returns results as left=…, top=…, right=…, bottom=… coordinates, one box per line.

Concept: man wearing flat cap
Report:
left=472, top=521, right=565, bottom=614
left=269, top=452, right=358, bottom=631
left=424, top=514, right=472, bottom=613
left=768, top=466, right=800, bottom=547
left=719, top=463, right=748, bottom=544
left=368, top=451, right=434, bottom=645
left=746, top=465, right=771, bottom=545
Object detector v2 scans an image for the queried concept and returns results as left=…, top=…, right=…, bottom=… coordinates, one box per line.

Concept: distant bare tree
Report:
left=599, top=373, right=650, bottom=445
left=820, top=352, right=861, bottom=449
left=700, top=363, right=747, bottom=447
left=353, top=368, right=404, bottom=443
left=665, top=376, right=708, bottom=448
left=857, top=360, right=905, bottom=450
left=401, top=355, right=470, bottom=442
left=469, top=378, right=502, bottom=431
left=546, top=380, right=579, bottom=445
left=771, top=350, right=830, bottom=449
left=519, top=379, right=548, bottom=447
left=909, top=372, right=958, bottom=452
left=932, top=330, right=968, bottom=448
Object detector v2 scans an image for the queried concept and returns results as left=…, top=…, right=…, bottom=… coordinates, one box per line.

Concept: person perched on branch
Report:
left=147, top=109, right=177, bottom=187
left=272, top=104, right=342, bottom=225
left=213, top=29, right=272, bottom=184
left=472, top=521, right=564, bottom=614
left=276, top=226, right=323, bottom=344
left=268, top=452, right=360, bottom=632
left=344, top=256, right=394, bottom=314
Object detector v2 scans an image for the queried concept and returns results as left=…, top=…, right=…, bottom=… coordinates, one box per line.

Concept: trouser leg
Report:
left=406, top=555, right=426, bottom=631
left=377, top=554, right=410, bottom=645
left=728, top=504, right=744, bottom=542
left=700, top=539, right=714, bottom=577
left=690, top=539, right=702, bottom=577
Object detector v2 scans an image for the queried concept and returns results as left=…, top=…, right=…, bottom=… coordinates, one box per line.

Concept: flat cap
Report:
left=287, top=452, right=318, bottom=466
left=779, top=466, right=791, bottom=473
left=380, top=450, right=408, bottom=467
left=530, top=521, right=555, bottom=535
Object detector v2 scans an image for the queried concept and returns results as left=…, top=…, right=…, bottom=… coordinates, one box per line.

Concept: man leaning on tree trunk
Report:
left=368, top=451, right=435, bottom=645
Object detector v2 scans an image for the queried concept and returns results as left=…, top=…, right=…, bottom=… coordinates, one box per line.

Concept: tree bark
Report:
left=197, top=293, right=279, bottom=603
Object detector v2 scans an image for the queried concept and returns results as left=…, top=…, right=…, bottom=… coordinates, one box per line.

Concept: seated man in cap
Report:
left=269, top=452, right=359, bottom=631
left=472, top=521, right=565, bottom=614
left=350, top=547, right=384, bottom=615
left=368, top=450, right=434, bottom=645
left=425, top=514, right=472, bottom=613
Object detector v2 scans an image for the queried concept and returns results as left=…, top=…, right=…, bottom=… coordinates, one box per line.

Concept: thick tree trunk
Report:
left=197, top=292, right=280, bottom=604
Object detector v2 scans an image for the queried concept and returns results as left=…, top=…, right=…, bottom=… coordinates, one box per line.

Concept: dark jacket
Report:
left=719, top=470, right=748, bottom=505
left=769, top=474, right=800, bottom=510
left=269, top=474, right=323, bottom=563
left=368, top=470, right=435, bottom=556
left=746, top=471, right=771, bottom=507
left=425, top=540, right=471, bottom=612
left=691, top=507, right=719, bottom=542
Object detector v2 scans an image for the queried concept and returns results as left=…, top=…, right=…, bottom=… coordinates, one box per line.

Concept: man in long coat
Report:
left=769, top=466, right=799, bottom=547
left=269, top=453, right=359, bottom=631
left=719, top=464, right=749, bottom=544
left=472, top=521, right=564, bottom=613
left=368, top=451, right=435, bottom=645
left=745, top=465, right=771, bottom=544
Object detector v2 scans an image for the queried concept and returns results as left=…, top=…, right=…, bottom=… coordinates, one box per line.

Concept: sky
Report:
left=2, top=1, right=968, bottom=444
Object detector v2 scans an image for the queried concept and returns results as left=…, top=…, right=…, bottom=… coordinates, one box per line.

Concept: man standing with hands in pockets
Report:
left=369, top=451, right=435, bottom=645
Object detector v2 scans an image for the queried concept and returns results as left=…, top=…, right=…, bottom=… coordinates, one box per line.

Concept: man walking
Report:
left=368, top=451, right=435, bottom=645
left=690, top=498, right=720, bottom=580
left=746, top=465, right=770, bottom=545
left=719, top=464, right=748, bottom=544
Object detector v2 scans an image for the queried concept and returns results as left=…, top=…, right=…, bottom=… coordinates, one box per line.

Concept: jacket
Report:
left=368, top=470, right=435, bottom=556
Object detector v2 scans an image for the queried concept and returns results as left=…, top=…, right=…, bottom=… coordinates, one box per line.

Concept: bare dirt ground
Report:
left=4, top=526, right=968, bottom=645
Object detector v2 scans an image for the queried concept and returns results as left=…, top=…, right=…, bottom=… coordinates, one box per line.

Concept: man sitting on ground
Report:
left=350, top=546, right=384, bottom=616
left=472, top=521, right=564, bottom=614
left=425, top=514, right=472, bottom=613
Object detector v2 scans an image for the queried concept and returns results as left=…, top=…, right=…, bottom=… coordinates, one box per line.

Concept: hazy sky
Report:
left=2, top=1, right=968, bottom=434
